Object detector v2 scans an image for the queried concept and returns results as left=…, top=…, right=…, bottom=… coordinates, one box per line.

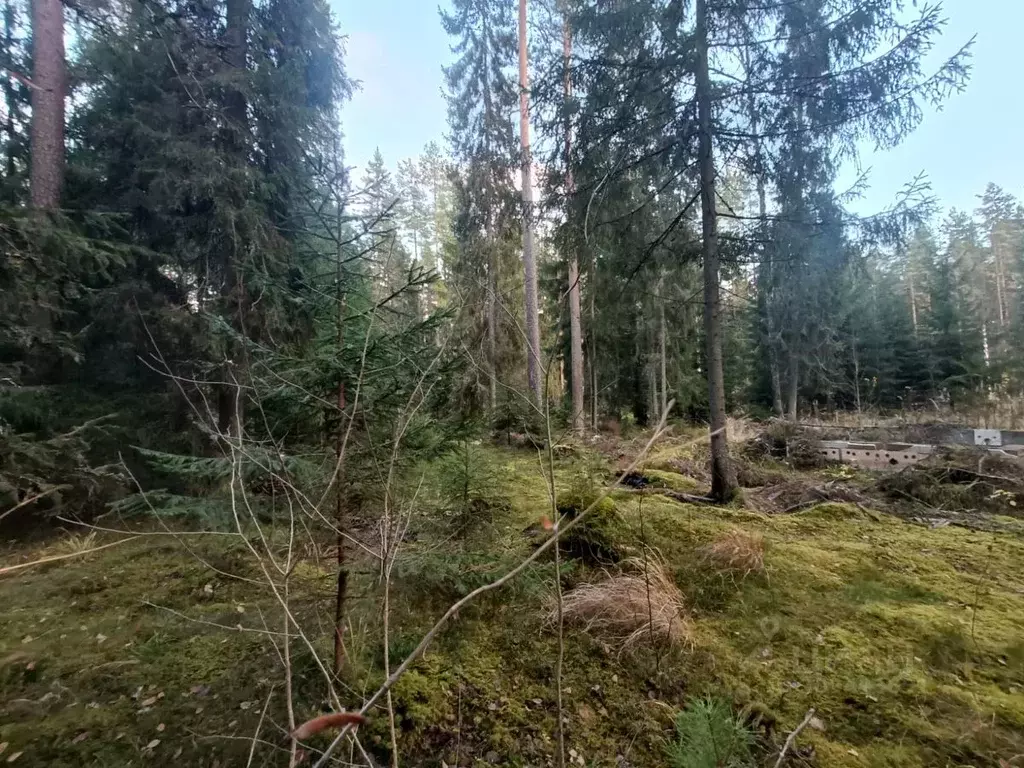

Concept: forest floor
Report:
left=2, top=425, right=1024, bottom=767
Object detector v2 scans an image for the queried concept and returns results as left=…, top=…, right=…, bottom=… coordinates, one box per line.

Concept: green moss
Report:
left=556, top=490, right=623, bottom=564
left=642, top=468, right=703, bottom=493
left=3, top=445, right=1024, bottom=767
left=0, top=535, right=290, bottom=767
left=798, top=501, right=873, bottom=521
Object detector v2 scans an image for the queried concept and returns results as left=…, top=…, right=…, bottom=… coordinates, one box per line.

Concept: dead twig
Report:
left=246, top=685, right=276, bottom=768
left=773, top=707, right=816, bottom=768
left=662, top=490, right=716, bottom=505
left=0, top=536, right=142, bottom=576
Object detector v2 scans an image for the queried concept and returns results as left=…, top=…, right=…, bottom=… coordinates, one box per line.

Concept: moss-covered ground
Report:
left=2, top=434, right=1023, bottom=767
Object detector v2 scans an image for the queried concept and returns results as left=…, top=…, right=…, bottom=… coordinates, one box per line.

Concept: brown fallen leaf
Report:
left=292, top=712, right=367, bottom=740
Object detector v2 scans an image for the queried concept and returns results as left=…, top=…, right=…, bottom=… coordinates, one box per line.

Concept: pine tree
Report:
left=562, top=10, right=584, bottom=434
left=517, top=0, right=542, bottom=407
left=694, top=0, right=736, bottom=499
left=441, top=0, right=523, bottom=414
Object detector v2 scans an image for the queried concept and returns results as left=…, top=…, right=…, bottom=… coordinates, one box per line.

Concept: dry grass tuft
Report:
left=698, top=529, right=766, bottom=579
left=556, top=556, right=692, bottom=653
left=726, top=415, right=760, bottom=444
left=51, top=531, right=99, bottom=556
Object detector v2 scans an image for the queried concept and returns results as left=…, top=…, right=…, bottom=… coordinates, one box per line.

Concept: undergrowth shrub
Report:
left=492, top=389, right=543, bottom=446
left=430, top=441, right=508, bottom=536
left=109, top=447, right=325, bottom=528
left=0, top=412, right=126, bottom=525
left=666, top=697, right=755, bottom=768
left=395, top=548, right=565, bottom=604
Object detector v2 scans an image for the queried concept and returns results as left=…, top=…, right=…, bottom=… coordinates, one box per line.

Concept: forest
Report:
left=1, top=0, right=1023, bottom=766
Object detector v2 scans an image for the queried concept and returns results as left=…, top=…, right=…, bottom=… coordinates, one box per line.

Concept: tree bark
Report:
left=768, top=337, right=783, bottom=416
left=852, top=335, right=861, bottom=413
left=487, top=241, right=498, bottom=413
left=786, top=350, right=799, bottom=421
left=217, top=0, right=251, bottom=440
left=563, top=16, right=584, bottom=434
left=28, top=0, right=64, bottom=209
left=695, top=0, right=736, bottom=502
left=518, top=0, right=542, bottom=407
left=742, top=46, right=782, bottom=419
left=754, top=178, right=783, bottom=417
left=224, top=0, right=250, bottom=130
left=658, top=271, right=668, bottom=420
left=908, top=264, right=919, bottom=337
left=754, top=179, right=783, bottom=418
left=994, top=249, right=1007, bottom=327
left=332, top=173, right=349, bottom=675
left=589, top=248, right=598, bottom=429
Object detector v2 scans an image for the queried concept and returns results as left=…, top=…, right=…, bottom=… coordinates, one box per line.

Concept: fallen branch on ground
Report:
left=773, top=707, right=816, bottom=768
left=0, top=536, right=142, bottom=576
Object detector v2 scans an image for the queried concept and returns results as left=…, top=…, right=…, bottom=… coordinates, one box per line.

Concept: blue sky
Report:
left=335, top=0, right=1024, bottom=217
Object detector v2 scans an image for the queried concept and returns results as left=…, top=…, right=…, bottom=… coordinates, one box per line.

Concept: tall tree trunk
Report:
left=908, top=265, right=919, bottom=337
left=518, top=0, right=542, bottom=407
left=786, top=351, right=799, bottom=421
left=695, top=0, right=736, bottom=502
left=224, top=0, right=250, bottom=130
left=217, top=0, right=251, bottom=440
left=648, top=360, right=658, bottom=424
left=741, top=46, right=783, bottom=418
left=487, top=241, right=498, bottom=412
left=658, top=272, right=668, bottom=419
left=994, top=251, right=1007, bottom=327
left=852, top=335, right=862, bottom=413
left=589, top=249, right=598, bottom=429
left=332, top=299, right=348, bottom=676
left=332, top=156, right=349, bottom=675
left=28, top=0, right=63, bottom=209
left=754, top=181, right=783, bottom=417
left=768, top=339, right=783, bottom=417
left=754, top=179, right=783, bottom=416
left=563, top=15, right=584, bottom=434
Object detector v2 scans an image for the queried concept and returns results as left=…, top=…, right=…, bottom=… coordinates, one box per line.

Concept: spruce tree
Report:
left=441, top=0, right=523, bottom=414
